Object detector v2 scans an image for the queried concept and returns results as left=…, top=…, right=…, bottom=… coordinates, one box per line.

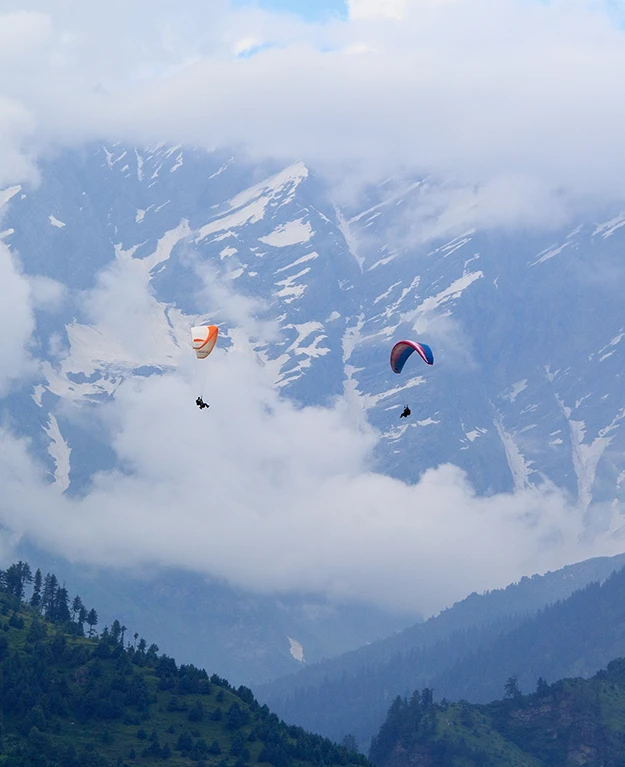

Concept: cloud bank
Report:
left=0, top=1, right=623, bottom=225
left=0, top=347, right=623, bottom=616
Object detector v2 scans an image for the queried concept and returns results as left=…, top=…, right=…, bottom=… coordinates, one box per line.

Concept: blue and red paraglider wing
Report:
left=390, top=340, right=434, bottom=374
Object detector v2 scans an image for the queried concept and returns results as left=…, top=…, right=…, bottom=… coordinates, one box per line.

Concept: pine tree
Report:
left=4, top=561, right=32, bottom=600
left=41, top=573, right=58, bottom=617
left=111, top=619, right=122, bottom=644
left=30, top=569, right=42, bottom=609
left=54, top=587, right=71, bottom=623
left=71, top=595, right=84, bottom=622
left=504, top=676, right=522, bottom=699
left=86, top=608, right=99, bottom=638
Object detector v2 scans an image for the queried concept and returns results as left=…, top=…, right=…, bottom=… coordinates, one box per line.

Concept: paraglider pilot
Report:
left=196, top=396, right=210, bottom=410
left=400, top=406, right=411, bottom=419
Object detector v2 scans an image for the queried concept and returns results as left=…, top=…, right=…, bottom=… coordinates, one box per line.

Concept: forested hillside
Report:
left=370, top=660, right=625, bottom=767
left=0, top=561, right=369, bottom=767
left=259, top=555, right=625, bottom=748
left=429, top=562, right=625, bottom=703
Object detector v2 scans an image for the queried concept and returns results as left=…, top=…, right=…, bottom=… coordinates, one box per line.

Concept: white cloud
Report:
left=0, top=353, right=622, bottom=615
left=0, top=1, right=623, bottom=229
left=28, top=275, right=67, bottom=312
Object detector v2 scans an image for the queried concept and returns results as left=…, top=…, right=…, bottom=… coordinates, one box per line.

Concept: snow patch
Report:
left=361, top=378, right=425, bottom=410
left=43, top=415, right=71, bottom=493
left=259, top=218, right=313, bottom=247
left=0, top=185, right=21, bottom=210
left=136, top=205, right=153, bottom=223
left=504, top=379, right=528, bottom=403
left=374, top=281, right=401, bottom=305
left=530, top=242, right=570, bottom=266
left=170, top=152, right=184, bottom=173
left=208, top=158, right=234, bottom=179
left=274, top=252, right=318, bottom=274
left=32, top=384, right=45, bottom=407
left=349, top=181, right=422, bottom=224
left=593, top=213, right=625, bottom=239
left=138, top=219, right=191, bottom=274
left=556, top=396, right=623, bottom=511
left=407, top=271, right=483, bottom=319
left=288, top=637, right=304, bottom=662
left=274, top=268, right=310, bottom=303
left=495, top=419, right=534, bottom=490
left=336, top=207, right=364, bottom=271
left=195, top=162, right=308, bottom=242
left=598, top=332, right=624, bottom=362
left=135, top=149, right=144, bottom=181
left=465, top=427, right=488, bottom=442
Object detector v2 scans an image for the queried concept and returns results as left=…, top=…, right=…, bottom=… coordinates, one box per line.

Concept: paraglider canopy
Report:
left=191, top=325, right=219, bottom=359
left=390, top=340, right=434, bottom=374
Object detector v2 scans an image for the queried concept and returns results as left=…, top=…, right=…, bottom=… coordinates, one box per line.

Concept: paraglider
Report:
left=191, top=325, right=218, bottom=409
left=191, top=325, right=219, bottom=359
left=390, top=340, right=433, bottom=421
left=390, top=340, right=434, bottom=374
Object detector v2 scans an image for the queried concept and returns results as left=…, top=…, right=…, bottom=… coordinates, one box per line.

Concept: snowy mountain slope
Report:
left=0, top=143, right=624, bottom=681
left=5, top=144, right=622, bottom=507
left=339, top=186, right=625, bottom=501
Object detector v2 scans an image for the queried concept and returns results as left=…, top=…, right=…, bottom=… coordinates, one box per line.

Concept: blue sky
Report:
left=231, top=0, right=347, bottom=23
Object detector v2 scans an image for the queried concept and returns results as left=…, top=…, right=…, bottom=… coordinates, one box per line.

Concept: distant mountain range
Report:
left=258, top=553, right=625, bottom=749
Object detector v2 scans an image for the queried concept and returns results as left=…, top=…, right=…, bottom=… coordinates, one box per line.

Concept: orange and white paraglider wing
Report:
left=191, top=325, right=218, bottom=359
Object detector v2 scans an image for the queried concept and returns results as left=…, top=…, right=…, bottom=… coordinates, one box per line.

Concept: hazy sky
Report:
left=0, top=0, right=624, bottom=616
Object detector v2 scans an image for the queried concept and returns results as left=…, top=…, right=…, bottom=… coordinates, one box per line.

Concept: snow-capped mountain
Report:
left=1, top=143, right=624, bottom=682
left=4, top=143, right=623, bottom=508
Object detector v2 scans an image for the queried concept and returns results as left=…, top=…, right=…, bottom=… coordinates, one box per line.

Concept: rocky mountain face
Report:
left=1, top=143, right=624, bottom=684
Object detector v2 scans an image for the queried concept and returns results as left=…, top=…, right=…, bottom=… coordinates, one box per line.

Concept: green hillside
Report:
left=0, top=562, right=370, bottom=767
left=370, top=663, right=625, bottom=767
